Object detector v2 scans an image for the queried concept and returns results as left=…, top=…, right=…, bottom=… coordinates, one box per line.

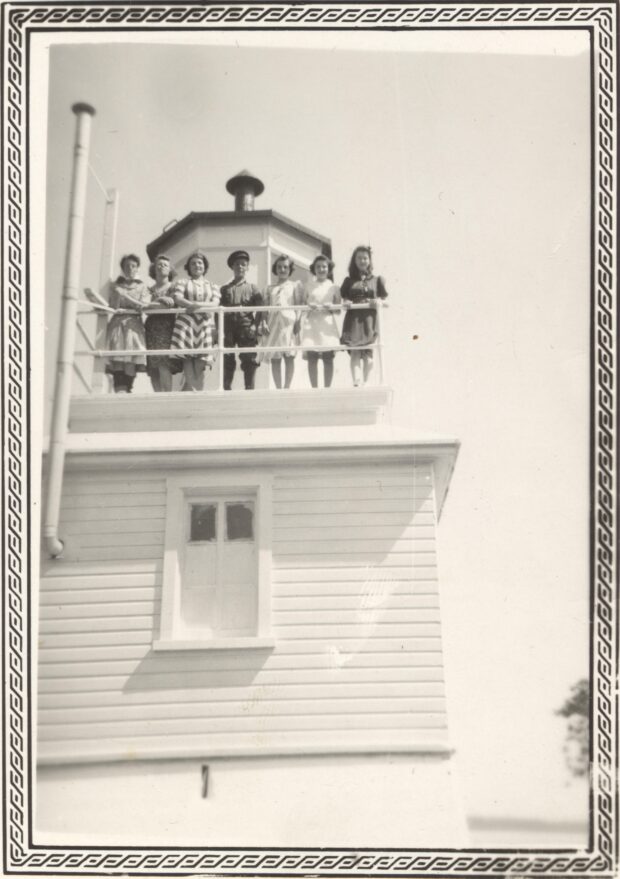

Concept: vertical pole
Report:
left=91, top=187, right=119, bottom=394
left=217, top=304, right=224, bottom=392
left=264, top=244, right=272, bottom=390
left=43, top=102, right=96, bottom=557
left=376, top=300, right=385, bottom=386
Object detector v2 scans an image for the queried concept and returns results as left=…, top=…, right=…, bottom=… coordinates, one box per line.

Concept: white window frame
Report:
left=153, top=472, right=274, bottom=651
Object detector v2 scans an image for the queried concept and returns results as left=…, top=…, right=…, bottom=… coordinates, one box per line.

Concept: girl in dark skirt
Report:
left=340, top=245, right=388, bottom=387
left=144, top=254, right=181, bottom=393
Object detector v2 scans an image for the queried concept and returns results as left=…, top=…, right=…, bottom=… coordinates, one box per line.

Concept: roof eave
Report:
left=146, top=209, right=331, bottom=260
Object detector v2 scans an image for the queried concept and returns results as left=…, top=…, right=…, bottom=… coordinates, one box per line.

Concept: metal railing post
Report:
left=217, top=304, right=224, bottom=391
left=91, top=188, right=119, bottom=394
left=376, top=299, right=385, bottom=385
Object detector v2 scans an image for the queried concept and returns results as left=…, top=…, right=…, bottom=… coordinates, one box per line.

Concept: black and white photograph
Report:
left=1, top=1, right=617, bottom=876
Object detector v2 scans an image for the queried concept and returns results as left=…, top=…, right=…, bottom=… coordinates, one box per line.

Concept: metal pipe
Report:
left=376, top=300, right=385, bottom=385
left=43, top=102, right=96, bottom=558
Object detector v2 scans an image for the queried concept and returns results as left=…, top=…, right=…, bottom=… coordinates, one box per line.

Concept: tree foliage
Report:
left=556, top=678, right=589, bottom=778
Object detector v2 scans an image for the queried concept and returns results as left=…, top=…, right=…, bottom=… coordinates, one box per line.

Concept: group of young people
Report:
left=103, top=245, right=388, bottom=393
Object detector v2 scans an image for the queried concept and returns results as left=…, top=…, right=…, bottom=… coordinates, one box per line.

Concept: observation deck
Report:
left=63, top=299, right=457, bottom=513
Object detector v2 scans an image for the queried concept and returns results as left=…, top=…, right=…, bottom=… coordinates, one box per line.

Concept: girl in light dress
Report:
left=340, top=245, right=388, bottom=387
left=105, top=254, right=151, bottom=393
left=144, top=254, right=181, bottom=393
left=260, top=254, right=303, bottom=389
left=171, top=251, right=220, bottom=392
left=298, top=254, right=341, bottom=388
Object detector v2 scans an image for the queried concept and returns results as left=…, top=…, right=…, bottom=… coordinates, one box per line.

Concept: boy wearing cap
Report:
left=220, top=250, right=266, bottom=390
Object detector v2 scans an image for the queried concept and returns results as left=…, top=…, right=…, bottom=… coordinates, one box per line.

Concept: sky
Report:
left=37, top=29, right=591, bottom=830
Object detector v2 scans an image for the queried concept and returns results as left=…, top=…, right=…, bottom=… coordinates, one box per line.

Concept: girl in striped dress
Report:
left=171, top=251, right=220, bottom=391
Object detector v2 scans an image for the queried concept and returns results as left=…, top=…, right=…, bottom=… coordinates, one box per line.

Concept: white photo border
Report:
left=2, top=1, right=617, bottom=876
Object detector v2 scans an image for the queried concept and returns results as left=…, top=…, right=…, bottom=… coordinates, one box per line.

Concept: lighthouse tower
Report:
left=38, top=161, right=465, bottom=845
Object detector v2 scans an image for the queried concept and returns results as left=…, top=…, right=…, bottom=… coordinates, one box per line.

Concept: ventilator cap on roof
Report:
left=226, top=170, right=265, bottom=212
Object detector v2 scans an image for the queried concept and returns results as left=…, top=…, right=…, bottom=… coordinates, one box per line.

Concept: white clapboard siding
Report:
left=40, top=559, right=163, bottom=577
left=62, top=519, right=166, bottom=536
left=39, top=616, right=155, bottom=635
left=271, top=553, right=438, bottom=568
left=38, top=638, right=443, bottom=681
left=39, top=712, right=447, bottom=742
left=39, top=572, right=162, bottom=591
left=38, top=649, right=445, bottom=678
left=38, top=677, right=443, bottom=722
left=274, top=540, right=437, bottom=556
left=39, top=643, right=445, bottom=674
left=40, top=600, right=160, bottom=619
left=272, top=586, right=439, bottom=604
left=40, top=587, right=160, bottom=606
left=274, top=513, right=434, bottom=529
left=272, top=595, right=440, bottom=611
left=63, top=546, right=165, bottom=562
left=60, top=492, right=167, bottom=511
left=39, top=697, right=448, bottom=727
left=275, top=492, right=425, bottom=506
left=273, top=609, right=441, bottom=624
left=273, top=567, right=438, bottom=584
left=37, top=642, right=447, bottom=669
left=60, top=506, right=165, bottom=523
left=273, top=525, right=434, bottom=541
left=38, top=463, right=449, bottom=760
left=62, top=479, right=165, bottom=496
left=38, top=630, right=156, bottom=649
left=273, top=499, right=426, bottom=514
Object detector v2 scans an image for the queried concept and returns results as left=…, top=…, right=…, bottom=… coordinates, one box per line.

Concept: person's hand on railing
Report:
left=143, top=297, right=171, bottom=311
left=174, top=295, right=203, bottom=312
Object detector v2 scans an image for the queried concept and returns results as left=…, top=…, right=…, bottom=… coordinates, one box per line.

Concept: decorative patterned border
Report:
left=1, top=2, right=617, bottom=875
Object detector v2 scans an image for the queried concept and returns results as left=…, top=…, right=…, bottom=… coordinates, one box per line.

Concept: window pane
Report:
left=226, top=502, right=254, bottom=540
left=190, top=504, right=216, bottom=542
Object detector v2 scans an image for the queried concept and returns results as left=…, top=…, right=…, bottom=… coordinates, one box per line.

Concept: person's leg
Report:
left=182, top=358, right=194, bottom=391
left=307, top=352, right=318, bottom=388
left=284, top=356, right=295, bottom=389
left=223, top=352, right=236, bottom=391
left=112, top=372, right=126, bottom=393
left=323, top=354, right=335, bottom=388
left=194, top=360, right=206, bottom=391
left=240, top=354, right=258, bottom=390
left=149, top=370, right=161, bottom=393
left=350, top=351, right=362, bottom=386
left=271, top=358, right=282, bottom=389
left=125, top=374, right=135, bottom=394
left=159, top=364, right=173, bottom=393
left=362, top=351, right=373, bottom=385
